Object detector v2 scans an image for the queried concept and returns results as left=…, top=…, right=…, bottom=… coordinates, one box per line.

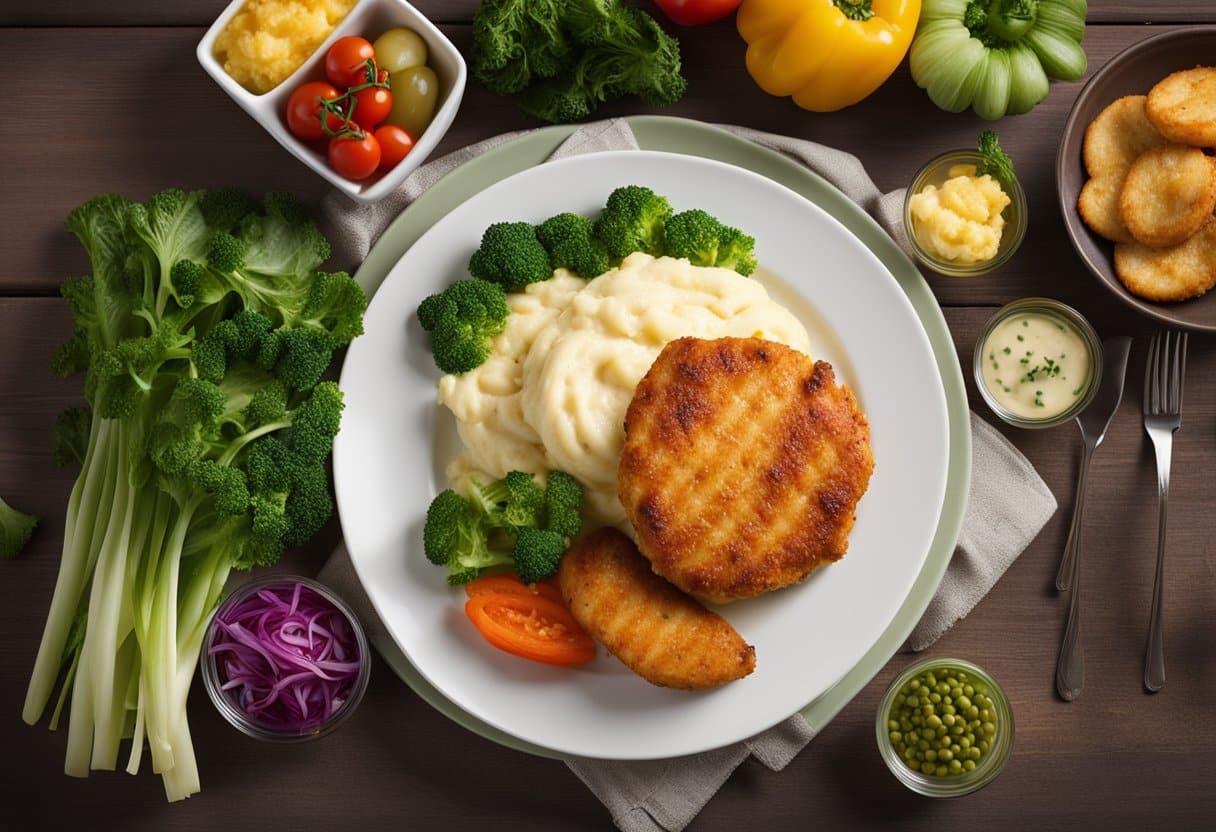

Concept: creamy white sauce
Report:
left=980, top=313, right=1091, bottom=419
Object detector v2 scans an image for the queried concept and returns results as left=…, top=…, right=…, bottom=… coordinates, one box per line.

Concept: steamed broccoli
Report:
left=536, top=212, right=610, bottom=277
left=662, top=209, right=758, bottom=276
left=0, top=495, right=38, bottom=559
left=468, top=222, right=552, bottom=290
left=593, top=185, right=672, bottom=260
left=422, top=469, right=585, bottom=585
left=512, top=527, right=567, bottom=584
left=417, top=279, right=510, bottom=374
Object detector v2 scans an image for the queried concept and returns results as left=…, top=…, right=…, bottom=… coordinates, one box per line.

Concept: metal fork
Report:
left=1142, top=329, right=1187, bottom=693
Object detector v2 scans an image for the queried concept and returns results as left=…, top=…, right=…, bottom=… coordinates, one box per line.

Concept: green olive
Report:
left=387, top=65, right=439, bottom=138
left=374, top=27, right=428, bottom=73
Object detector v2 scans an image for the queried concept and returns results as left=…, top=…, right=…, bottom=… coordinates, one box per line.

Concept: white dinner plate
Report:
left=335, top=151, right=949, bottom=760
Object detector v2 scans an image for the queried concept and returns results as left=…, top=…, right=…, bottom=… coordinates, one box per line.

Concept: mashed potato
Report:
left=438, top=253, right=811, bottom=528
left=213, top=0, right=357, bottom=93
left=909, top=172, right=1010, bottom=264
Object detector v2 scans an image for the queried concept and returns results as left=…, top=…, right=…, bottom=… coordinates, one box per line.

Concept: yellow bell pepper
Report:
left=737, top=0, right=921, bottom=112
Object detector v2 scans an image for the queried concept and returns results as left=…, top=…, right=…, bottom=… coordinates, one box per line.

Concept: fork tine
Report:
left=1174, top=332, right=1187, bottom=415
left=1144, top=332, right=1160, bottom=414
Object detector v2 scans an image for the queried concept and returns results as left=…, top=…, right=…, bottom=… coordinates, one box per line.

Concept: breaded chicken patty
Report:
left=618, top=337, right=873, bottom=604
left=558, top=528, right=755, bottom=689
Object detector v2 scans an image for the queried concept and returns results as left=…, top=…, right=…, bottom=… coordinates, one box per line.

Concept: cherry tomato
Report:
left=328, top=131, right=381, bottom=180
left=373, top=124, right=415, bottom=170
left=325, top=36, right=377, bottom=88
left=285, top=81, right=345, bottom=141
left=655, top=0, right=742, bottom=26
left=464, top=592, right=595, bottom=667
left=351, top=85, right=392, bottom=130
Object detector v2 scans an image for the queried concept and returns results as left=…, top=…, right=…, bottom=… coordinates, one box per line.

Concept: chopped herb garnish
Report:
left=1002, top=347, right=1011, bottom=355
left=1017, top=335, right=1024, bottom=342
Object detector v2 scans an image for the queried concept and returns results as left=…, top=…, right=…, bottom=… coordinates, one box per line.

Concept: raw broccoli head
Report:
left=470, top=470, right=546, bottom=529
left=662, top=209, right=758, bottom=276
left=468, top=222, right=552, bottom=290
left=536, top=212, right=610, bottom=278
left=423, top=488, right=514, bottom=585
left=593, top=185, right=672, bottom=259
left=418, top=279, right=510, bottom=375
left=512, top=526, right=567, bottom=584
left=0, top=495, right=38, bottom=559
left=471, top=0, right=571, bottom=95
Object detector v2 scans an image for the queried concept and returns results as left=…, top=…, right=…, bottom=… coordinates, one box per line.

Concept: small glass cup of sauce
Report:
left=973, top=298, right=1103, bottom=429
left=904, top=150, right=1028, bottom=277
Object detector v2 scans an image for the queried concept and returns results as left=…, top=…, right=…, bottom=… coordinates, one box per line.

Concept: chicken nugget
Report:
left=1115, top=216, right=1216, bottom=302
left=1078, top=171, right=1135, bottom=243
left=1119, top=145, right=1216, bottom=247
left=1146, top=66, right=1216, bottom=147
left=1082, top=95, right=1167, bottom=176
left=558, top=527, right=755, bottom=690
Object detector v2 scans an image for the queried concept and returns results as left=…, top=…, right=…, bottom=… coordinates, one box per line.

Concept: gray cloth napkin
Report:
left=316, top=119, right=1058, bottom=832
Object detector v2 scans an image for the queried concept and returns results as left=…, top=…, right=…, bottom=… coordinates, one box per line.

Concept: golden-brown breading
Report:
left=1078, top=171, right=1135, bottom=243
left=1082, top=95, right=1167, bottom=176
left=1119, top=145, right=1216, bottom=247
left=618, top=337, right=874, bottom=604
left=1115, top=215, right=1216, bottom=302
left=1146, top=66, right=1216, bottom=148
left=557, top=527, right=755, bottom=690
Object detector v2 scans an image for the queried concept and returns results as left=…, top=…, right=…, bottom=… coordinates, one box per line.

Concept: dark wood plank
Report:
left=0, top=23, right=1200, bottom=306
left=1, top=0, right=1211, bottom=27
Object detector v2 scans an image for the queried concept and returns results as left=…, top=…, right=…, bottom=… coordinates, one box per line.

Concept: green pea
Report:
left=956, top=695, right=972, bottom=710
left=890, top=731, right=902, bottom=744
left=963, top=759, right=976, bottom=772
left=938, top=748, right=953, bottom=761
left=968, top=747, right=982, bottom=761
left=949, top=759, right=963, bottom=774
left=926, top=714, right=943, bottom=729
left=930, top=692, right=942, bottom=704
left=921, top=762, right=936, bottom=775
left=936, top=682, right=950, bottom=695
left=942, top=713, right=956, bottom=727
left=926, top=673, right=937, bottom=687
left=959, top=736, right=971, bottom=750
left=964, top=684, right=974, bottom=697
left=936, top=765, right=948, bottom=777
left=925, top=749, right=938, bottom=762
left=922, top=704, right=934, bottom=717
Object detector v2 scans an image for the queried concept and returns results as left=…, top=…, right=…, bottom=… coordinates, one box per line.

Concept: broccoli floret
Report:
left=593, top=185, right=672, bottom=260
left=51, top=406, right=93, bottom=467
left=543, top=470, right=584, bottom=539
left=977, top=129, right=1016, bottom=193
left=199, top=188, right=259, bottom=230
left=0, top=495, right=38, bottom=559
left=423, top=469, right=585, bottom=585
left=536, top=213, right=610, bottom=277
left=418, top=279, right=510, bottom=375
left=423, top=488, right=513, bottom=585
left=468, top=222, right=552, bottom=290
left=512, top=526, right=566, bottom=584
left=662, top=209, right=758, bottom=276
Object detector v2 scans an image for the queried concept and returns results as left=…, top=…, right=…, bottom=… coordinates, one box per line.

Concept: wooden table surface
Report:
left=3, top=2, right=1215, bottom=829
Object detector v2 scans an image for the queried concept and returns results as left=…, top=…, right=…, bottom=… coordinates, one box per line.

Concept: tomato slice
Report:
left=465, top=592, right=595, bottom=667
left=464, top=574, right=563, bottom=604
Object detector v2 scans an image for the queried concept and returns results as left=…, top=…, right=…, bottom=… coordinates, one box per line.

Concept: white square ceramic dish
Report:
left=197, top=0, right=466, bottom=203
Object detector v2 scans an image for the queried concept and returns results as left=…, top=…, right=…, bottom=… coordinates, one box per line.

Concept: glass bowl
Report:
left=904, top=149, right=1028, bottom=277
left=876, top=657, right=1014, bottom=798
left=973, top=297, right=1104, bottom=430
left=201, top=576, right=370, bottom=742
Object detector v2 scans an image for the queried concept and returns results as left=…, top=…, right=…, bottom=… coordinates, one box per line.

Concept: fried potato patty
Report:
left=1082, top=95, right=1167, bottom=176
left=1146, top=67, right=1216, bottom=147
left=1115, top=216, right=1216, bottom=302
left=558, top=527, right=755, bottom=690
left=1119, top=145, right=1216, bottom=247
left=618, top=337, right=874, bottom=604
left=1078, top=171, right=1135, bottom=243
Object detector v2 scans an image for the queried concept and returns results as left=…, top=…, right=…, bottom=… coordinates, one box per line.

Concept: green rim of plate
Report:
left=350, top=116, right=972, bottom=759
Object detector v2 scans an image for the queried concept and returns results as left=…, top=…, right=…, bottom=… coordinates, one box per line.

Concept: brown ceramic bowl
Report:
left=1057, top=26, right=1216, bottom=333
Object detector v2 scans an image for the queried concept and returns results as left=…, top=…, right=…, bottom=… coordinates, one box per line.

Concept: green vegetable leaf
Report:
left=977, top=130, right=1017, bottom=193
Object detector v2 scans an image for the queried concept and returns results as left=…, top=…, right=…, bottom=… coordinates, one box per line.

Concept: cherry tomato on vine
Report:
left=654, top=0, right=742, bottom=26
left=351, top=85, right=393, bottom=130
left=328, top=131, right=381, bottom=180
left=285, top=81, right=345, bottom=141
left=325, top=36, right=377, bottom=87
left=373, top=124, right=415, bottom=170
